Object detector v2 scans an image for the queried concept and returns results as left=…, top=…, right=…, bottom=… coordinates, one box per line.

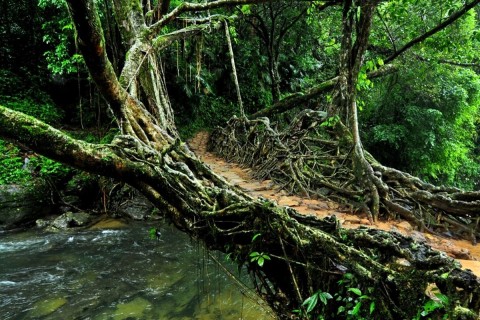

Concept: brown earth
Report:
left=188, top=132, right=480, bottom=276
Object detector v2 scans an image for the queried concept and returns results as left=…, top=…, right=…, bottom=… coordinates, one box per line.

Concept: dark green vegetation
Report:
left=1, top=0, right=480, bottom=319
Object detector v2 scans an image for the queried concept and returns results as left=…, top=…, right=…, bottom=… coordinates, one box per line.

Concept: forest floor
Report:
left=188, top=131, right=480, bottom=276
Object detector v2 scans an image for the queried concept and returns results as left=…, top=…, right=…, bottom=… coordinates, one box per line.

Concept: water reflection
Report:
left=0, top=220, right=273, bottom=319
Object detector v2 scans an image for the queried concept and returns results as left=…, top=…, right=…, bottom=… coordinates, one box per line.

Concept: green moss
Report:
left=112, top=297, right=152, bottom=320
left=28, top=296, right=67, bottom=317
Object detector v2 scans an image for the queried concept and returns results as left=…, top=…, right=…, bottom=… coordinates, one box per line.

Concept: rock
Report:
left=116, top=196, right=154, bottom=220
left=359, top=218, right=371, bottom=225
left=410, top=231, right=427, bottom=243
left=112, top=297, right=152, bottom=319
left=396, top=221, right=413, bottom=232
left=68, top=211, right=91, bottom=226
left=51, top=213, right=71, bottom=229
left=27, top=297, right=67, bottom=318
left=450, top=248, right=473, bottom=260
left=0, top=181, right=54, bottom=229
left=36, top=218, right=52, bottom=228
left=89, top=218, right=127, bottom=230
left=112, top=185, right=154, bottom=220
left=49, top=211, right=92, bottom=230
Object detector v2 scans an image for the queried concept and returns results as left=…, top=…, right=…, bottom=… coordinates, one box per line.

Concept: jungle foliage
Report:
left=360, top=1, right=480, bottom=189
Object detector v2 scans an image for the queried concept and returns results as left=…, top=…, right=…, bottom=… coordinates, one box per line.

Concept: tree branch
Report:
left=376, top=8, right=396, bottom=52
left=414, top=54, right=480, bottom=69
left=148, top=0, right=338, bottom=35
left=0, top=105, right=146, bottom=181
left=384, top=0, right=480, bottom=64
left=245, top=10, right=271, bottom=46
left=251, top=64, right=397, bottom=119
left=275, top=6, right=308, bottom=50
left=152, top=21, right=221, bottom=50
left=150, top=0, right=271, bottom=34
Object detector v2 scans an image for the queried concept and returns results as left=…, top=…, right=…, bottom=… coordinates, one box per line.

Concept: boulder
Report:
left=0, top=181, right=54, bottom=229
left=49, top=211, right=92, bottom=230
left=111, top=184, right=155, bottom=220
left=116, top=195, right=154, bottom=220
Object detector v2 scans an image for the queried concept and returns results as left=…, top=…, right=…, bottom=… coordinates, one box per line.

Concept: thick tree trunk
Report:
left=327, top=0, right=386, bottom=221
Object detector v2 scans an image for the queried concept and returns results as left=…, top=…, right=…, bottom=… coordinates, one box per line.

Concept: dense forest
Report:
left=1, top=0, right=480, bottom=319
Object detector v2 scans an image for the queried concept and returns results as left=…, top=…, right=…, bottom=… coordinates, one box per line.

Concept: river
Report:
left=0, top=219, right=274, bottom=319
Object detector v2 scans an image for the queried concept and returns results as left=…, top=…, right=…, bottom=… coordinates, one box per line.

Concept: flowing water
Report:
left=0, top=220, right=274, bottom=319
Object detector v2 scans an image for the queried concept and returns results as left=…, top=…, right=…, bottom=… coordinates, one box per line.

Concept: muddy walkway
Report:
left=188, top=132, right=480, bottom=275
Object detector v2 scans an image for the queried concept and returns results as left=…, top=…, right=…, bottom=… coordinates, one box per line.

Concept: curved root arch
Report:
left=209, top=112, right=480, bottom=243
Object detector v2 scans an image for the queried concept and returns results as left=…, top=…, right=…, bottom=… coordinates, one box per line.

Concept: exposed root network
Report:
left=208, top=111, right=480, bottom=243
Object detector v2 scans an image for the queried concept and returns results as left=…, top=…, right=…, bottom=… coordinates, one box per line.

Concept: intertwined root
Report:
left=209, top=111, right=480, bottom=243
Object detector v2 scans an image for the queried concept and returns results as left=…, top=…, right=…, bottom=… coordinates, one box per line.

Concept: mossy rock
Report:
left=0, top=181, right=54, bottom=229
left=48, top=211, right=92, bottom=230
left=28, top=296, right=67, bottom=317
left=111, top=297, right=152, bottom=320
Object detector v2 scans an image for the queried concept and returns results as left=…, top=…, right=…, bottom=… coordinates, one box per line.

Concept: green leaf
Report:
left=370, top=301, right=375, bottom=314
left=348, top=288, right=362, bottom=296
left=148, top=227, right=158, bottom=240
left=351, top=302, right=362, bottom=315
left=302, top=294, right=318, bottom=313
left=423, top=299, right=443, bottom=314
left=318, top=292, right=333, bottom=305
left=252, top=233, right=262, bottom=242
left=435, top=293, right=449, bottom=305
left=241, top=4, right=251, bottom=14
left=61, top=23, right=73, bottom=31
left=258, top=257, right=264, bottom=267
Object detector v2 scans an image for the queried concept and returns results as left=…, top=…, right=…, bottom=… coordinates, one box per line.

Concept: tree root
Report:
left=208, top=112, right=480, bottom=243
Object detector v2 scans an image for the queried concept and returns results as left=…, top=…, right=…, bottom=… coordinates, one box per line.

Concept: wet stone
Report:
left=27, top=297, right=67, bottom=318
left=49, top=211, right=92, bottom=229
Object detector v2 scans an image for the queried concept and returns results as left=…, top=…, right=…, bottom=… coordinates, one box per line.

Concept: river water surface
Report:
left=0, top=220, right=273, bottom=319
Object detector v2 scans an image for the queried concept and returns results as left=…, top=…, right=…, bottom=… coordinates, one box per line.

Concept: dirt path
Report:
left=188, top=132, right=480, bottom=275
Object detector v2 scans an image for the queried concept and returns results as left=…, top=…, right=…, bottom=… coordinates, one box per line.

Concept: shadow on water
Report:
left=0, top=220, right=274, bottom=319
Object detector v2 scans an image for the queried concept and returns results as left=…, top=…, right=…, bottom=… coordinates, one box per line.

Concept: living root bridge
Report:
left=208, top=112, right=480, bottom=243
left=2, top=104, right=479, bottom=318
left=228, top=202, right=480, bottom=319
